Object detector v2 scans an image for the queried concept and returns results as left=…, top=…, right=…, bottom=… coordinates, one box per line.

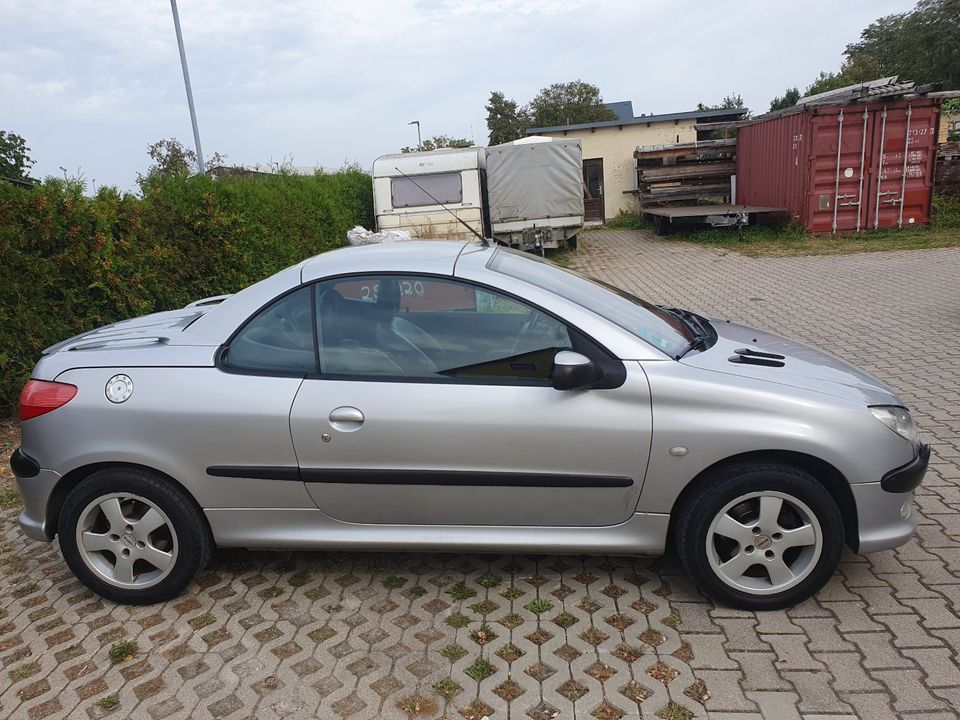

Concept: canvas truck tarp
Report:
left=485, top=139, right=584, bottom=224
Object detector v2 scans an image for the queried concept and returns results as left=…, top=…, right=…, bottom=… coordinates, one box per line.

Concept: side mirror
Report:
left=552, top=351, right=601, bottom=391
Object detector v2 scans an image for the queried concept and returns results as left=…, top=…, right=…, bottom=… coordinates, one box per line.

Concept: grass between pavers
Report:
left=108, top=639, right=138, bottom=665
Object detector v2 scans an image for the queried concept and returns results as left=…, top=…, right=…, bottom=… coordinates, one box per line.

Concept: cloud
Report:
left=0, top=0, right=914, bottom=190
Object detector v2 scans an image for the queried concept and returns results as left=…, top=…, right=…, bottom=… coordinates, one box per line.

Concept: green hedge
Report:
left=0, top=170, right=373, bottom=414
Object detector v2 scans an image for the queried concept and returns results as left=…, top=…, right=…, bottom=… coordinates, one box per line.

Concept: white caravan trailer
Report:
left=485, top=137, right=584, bottom=250
left=373, top=147, right=487, bottom=240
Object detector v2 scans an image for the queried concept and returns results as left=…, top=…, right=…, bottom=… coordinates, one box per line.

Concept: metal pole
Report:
left=874, top=107, right=887, bottom=229
left=409, top=121, right=422, bottom=151
left=855, top=109, right=868, bottom=232
left=897, top=104, right=912, bottom=228
left=831, top=110, right=844, bottom=234
left=170, top=0, right=205, bottom=174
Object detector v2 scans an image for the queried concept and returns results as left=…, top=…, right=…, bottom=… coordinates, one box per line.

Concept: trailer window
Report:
left=391, top=173, right=463, bottom=208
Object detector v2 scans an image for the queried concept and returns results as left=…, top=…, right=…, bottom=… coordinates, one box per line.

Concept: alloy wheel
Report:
left=75, top=493, right=179, bottom=589
left=705, top=491, right=822, bottom=595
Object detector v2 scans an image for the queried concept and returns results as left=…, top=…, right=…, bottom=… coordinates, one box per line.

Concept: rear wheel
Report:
left=58, top=467, right=212, bottom=605
left=674, top=462, right=842, bottom=610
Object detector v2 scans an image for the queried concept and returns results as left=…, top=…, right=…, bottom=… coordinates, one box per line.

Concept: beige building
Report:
left=527, top=101, right=748, bottom=221
left=940, top=108, right=958, bottom=143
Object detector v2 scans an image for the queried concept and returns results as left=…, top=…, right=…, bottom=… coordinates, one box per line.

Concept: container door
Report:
left=583, top=158, right=604, bottom=222
left=864, top=102, right=939, bottom=229
left=807, top=108, right=874, bottom=232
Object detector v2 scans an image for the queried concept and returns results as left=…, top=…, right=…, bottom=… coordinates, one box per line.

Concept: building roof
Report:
left=527, top=106, right=750, bottom=134
left=604, top=101, right=635, bottom=122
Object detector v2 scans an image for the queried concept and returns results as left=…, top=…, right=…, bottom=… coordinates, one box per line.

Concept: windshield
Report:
left=488, top=248, right=696, bottom=357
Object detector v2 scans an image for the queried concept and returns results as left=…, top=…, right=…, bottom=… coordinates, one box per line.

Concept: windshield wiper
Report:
left=661, top=307, right=711, bottom=360
left=674, top=333, right=708, bottom=360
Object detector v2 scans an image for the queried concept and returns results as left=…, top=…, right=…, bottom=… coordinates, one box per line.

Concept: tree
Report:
left=801, top=72, right=848, bottom=98
left=138, top=138, right=225, bottom=186
left=696, top=93, right=746, bottom=111
left=845, top=0, right=960, bottom=88
left=769, top=87, right=801, bottom=112
left=401, top=135, right=475, bottom=153
left=0, top=131, right=36, bottom=183
left=782, top=0, right=960, bottom=104
left=525, top=80, right=618, bottom=129
left=485, top=91, right=529, bottom=145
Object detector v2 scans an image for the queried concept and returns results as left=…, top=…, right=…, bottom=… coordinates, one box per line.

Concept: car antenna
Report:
left=393, top=166, right=489, bottom=246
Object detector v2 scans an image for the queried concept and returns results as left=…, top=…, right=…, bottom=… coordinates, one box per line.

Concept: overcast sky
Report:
left=2, top=0, right=914, bottom=191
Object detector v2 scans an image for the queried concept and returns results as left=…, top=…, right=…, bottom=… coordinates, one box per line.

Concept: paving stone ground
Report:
left=2, top=229, right=960, bottom=719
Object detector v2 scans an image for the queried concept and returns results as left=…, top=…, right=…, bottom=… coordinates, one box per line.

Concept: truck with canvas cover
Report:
left=485, top=137, right=584, bottom=250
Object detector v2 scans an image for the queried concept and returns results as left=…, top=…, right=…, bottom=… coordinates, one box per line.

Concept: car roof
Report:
left=183, top=240, right=486, bottom=345
left=300, top=239, right=476, bottom=282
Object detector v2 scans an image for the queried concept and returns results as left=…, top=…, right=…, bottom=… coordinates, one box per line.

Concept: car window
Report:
left=315, top=275, right=573, bottom=383
left=489, top=248, right=696, bottom=357
left=224, top=286, right=316, bottom=374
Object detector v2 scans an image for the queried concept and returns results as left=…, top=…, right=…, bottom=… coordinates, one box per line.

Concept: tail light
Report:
left=19, top=380, right=78, bottom=421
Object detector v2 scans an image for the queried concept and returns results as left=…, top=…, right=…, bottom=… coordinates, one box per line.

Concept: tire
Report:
left=674, top=462, right=843, bottom=610
left=567, top=235, right=578, bottom=251
left=58, top=467, right=212, bottom=605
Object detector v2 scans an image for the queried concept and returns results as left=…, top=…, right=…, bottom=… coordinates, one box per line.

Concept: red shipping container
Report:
left=736, top=98, right=940, bottom=232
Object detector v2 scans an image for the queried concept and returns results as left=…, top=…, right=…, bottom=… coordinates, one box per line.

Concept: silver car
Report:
left=11, top=241, right=928, bottom=609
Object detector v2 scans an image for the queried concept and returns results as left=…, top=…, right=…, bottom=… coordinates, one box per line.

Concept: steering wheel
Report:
left=391, top=316, right=447, bottom=365
left=340, top=340, right=406, bottom=374
left=385, top=329, right=438, bottom=373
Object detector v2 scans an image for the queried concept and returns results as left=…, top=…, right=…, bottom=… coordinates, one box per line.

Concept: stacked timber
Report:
left=936, top=142, right=960, bottom=195
left=634, top=138, right=736, bottom=205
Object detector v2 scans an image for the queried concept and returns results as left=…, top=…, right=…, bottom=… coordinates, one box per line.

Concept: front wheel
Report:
left=674, top=462, right=843, bottom=610
left=58, top=467, right=212, bottom=605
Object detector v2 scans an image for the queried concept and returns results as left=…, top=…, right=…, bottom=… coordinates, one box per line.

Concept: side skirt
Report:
left=205, top=509, right=670, bottom=555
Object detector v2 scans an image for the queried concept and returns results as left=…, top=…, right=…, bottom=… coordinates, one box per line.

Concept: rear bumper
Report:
left=10, top=448, right=58, bottom=542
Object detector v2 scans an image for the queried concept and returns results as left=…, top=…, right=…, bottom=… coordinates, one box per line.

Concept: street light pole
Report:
left=170, top=0, right=205, bottom=173
left=409, top=120, right=422, bottom=151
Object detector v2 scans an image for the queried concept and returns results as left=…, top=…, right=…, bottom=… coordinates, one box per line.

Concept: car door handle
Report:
left=329, top=406, right=364, bottom=432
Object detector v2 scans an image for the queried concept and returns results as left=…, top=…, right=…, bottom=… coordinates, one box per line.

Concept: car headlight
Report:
left=870, top=406, right=920, bottom=443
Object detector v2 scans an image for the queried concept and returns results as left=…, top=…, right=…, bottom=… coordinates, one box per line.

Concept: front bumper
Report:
left=852, top=444, right=928, bottom=554
left=881, top=443, right=930, bottom=493
left=10, top=448, right=59, bottom=542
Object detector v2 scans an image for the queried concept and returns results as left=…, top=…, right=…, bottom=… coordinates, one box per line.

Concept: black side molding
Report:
left=10, top=448, right=40, bottom=479
left=206, top=466, right=633, bottom=488
left=299, top=468, right=632, bottom=488
left=881, top=444, right=930, bottom=493
left=206, top=466, right=301, bottom=481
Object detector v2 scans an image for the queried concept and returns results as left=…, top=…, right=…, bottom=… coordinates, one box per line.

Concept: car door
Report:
left=288, top=273, right=653, bottom=527
left=205, top=284, right=317, bottom=509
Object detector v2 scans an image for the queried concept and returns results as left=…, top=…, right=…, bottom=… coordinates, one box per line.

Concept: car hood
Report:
left=680, top=320, right=902, bottom=406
